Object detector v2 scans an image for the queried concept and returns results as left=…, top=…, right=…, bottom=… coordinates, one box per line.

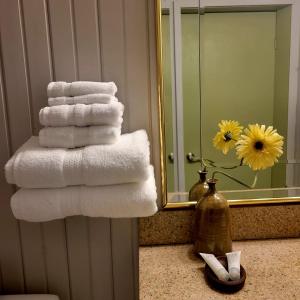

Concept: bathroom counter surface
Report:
left=140, top=238, right=300, bottom=300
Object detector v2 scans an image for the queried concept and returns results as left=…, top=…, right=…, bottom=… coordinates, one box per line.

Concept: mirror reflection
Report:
left=161, top=0, right=300, bottom=203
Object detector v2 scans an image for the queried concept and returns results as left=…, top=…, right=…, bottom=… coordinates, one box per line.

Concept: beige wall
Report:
left=0, top=0, right=159, bottom=299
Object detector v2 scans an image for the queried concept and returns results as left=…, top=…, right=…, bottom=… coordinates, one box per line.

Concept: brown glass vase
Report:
left=193, top=179, right=232, bottom=256
left=189, top=171, right=209, bottom=201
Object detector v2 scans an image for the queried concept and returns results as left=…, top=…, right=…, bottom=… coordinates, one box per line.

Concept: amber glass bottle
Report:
left=193, top=179, right=232, bottom=256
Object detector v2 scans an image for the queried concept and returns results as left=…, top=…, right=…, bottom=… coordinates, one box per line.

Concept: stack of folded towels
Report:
left=5, top=81, right=157, bottom=222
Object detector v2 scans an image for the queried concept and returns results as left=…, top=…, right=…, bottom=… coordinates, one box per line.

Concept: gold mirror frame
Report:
left=155, top=0, right=300, bottom=209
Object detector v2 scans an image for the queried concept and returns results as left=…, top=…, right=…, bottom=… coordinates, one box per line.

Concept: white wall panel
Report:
left=0, top=0, right=158, bottom=299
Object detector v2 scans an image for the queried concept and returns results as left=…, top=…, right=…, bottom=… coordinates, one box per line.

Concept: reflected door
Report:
left=162, top=3, right=201, bottom=196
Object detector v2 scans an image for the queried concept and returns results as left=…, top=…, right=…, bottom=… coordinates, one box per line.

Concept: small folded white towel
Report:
left=5, top=130, right=150, bottom=188
left=39, top=102, right=124, bottom=127
left=47, top=81, right=117, bottom=97
left=39, top=125, right=121, bottom=148
left=48, top=94, right=118, bottom=106
left=10, top=166, right=157, bottom=222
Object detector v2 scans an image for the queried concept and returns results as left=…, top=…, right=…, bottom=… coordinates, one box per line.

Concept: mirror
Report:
left=157, top=0, right=300, bottom=206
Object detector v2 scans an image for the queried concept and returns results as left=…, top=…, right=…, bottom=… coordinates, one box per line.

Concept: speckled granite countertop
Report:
left=140, top=239, right=300, bottom=300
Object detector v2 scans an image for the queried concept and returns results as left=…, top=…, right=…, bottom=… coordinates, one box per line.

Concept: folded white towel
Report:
left=5, top=130, right=150, bottom=188
left=39, top=125, right=121, bottom=148
left=47, top=81, right=117, bottom=97
left=48, top=94, right=118, bottom=106
left=10, top=166, right=157, bottom=222
left=39, top=102, right=124, bottom=127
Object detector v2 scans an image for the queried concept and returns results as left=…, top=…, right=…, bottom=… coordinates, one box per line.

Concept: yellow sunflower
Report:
left=236, top=124, right=284, bottom=170
left=213, top=120, right=243, bottom=154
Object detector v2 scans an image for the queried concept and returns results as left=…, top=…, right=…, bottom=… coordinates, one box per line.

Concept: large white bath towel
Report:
left=5, top=130, right=150, bottom=188
left=10, top=166, right=157, bottom=222
left=39, top=102, right=124, bottom=127
left=47, top=81, right=117, bottom=97
left=39, top=125, right=121, bottom=148
left=48, top=94, right=118, bottom=106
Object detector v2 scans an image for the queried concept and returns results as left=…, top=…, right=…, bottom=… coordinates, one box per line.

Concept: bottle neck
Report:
left=198, top=171, right=207, bottom=183
left=207, top=181, right=217, bottom=194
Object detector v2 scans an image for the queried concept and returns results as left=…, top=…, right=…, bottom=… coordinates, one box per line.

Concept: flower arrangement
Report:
left=210, top=120, right=284, bottom=188
left=213, top=120, right=284, bottom=170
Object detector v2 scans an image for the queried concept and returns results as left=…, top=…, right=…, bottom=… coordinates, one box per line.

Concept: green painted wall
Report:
left=162, top=10, right=291, bottom=193
left=161, top=14, right=175, bottom=192
left=182, top=14, right=201, bottom=192
left=271, top=6, right=291, bottom=187
left=200, top=12, right=276, bottom=190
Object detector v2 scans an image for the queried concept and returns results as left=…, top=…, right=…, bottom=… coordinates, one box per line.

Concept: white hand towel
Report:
left=39, top=102, right=124, bottom=127
left=10, top=166, right=157, bottom=222
left=47, top=81, right=117, bottom=97
left=5, top=130, right=150, bottom=188
left=48, top=94, right=118, bottom=106
left=39, top=125, right=121, bottom=148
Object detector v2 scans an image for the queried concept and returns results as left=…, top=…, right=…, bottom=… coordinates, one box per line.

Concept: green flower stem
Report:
left=203, top=158, right=244, bottom=170
left=200, top=158, right=208, bottom=171
left=212, top=170, right=258, bottom=189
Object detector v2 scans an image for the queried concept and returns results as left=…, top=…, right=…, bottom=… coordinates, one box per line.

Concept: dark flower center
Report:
left=254, top=141, right=264, bottom=150
left=223, top=132, right=232, bottom=142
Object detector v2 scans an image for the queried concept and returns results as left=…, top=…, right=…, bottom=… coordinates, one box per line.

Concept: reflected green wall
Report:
left=182, top=14, right=201, bottom=192
left=200, top=12, right=276, bottom=190
left=162, top=14, right=175, bottom=192
left=162, top=10, right=291, bottom=193
left=271, top=6, right=291, bottom=187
